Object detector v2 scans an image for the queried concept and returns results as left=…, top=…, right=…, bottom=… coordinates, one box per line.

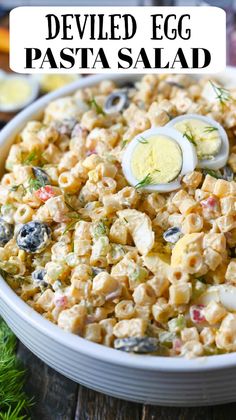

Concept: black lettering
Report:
left=178, top=15, right=191, bottom=40
left=40, top=48, right=57, bottom=69
left=151, top=14, right=163, bottom=40
left=123, top=14, right=137, bottom=39
left=110, top=14, right=121, bottom=40
left=45, top=14, right=60, bottom=40
left=134, top=48, right=151, bottom=68
left=60, top=48, right=75, bottom=68
left=74, top=14, right=89, bottom=39
left=171, top=48, right=188, bottom=68
left=92, top=48, right=110, bottom=68
left=61, top=14, right=73, bottom=40
left=192, top=48, right=211, bottom=68
left=25, top=48, right=41, bottom=68
left=118, top=48, right=133, bottom=69
left=164, top=14, right=177, bottom=40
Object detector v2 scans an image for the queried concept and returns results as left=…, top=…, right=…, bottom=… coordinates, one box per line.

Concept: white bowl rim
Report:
left=1, top=69, right=236, bottom=373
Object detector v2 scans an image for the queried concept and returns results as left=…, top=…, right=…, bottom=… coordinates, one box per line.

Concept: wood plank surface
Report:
left=75, top=386, right=142, bottom=420
left=17, top=342, right=79, bottom=420
left=16, top=341, right=236, bottom=420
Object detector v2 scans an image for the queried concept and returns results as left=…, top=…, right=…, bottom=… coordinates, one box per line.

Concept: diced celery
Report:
left=168, top=315, right=186, bottom=333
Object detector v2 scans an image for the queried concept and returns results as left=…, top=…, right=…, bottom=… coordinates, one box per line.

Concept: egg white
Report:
left=122, top=127, right=197, bottom=193
left=167, top=114, right=229, bottom=170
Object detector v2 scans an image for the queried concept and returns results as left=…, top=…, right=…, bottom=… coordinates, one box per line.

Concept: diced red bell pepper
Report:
left=190, top=305, right=206, bottom=323
left=35, top=185, right=56, bottom=202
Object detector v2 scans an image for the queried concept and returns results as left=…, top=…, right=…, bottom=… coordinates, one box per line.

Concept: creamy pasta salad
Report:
left=1, top=74, right=236, bottom=358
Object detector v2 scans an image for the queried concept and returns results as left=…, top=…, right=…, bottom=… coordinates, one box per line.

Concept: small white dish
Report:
left=0, top=71, right=39, bottom=113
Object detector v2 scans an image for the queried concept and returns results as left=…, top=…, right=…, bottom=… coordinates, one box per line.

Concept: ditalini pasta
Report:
left=1, top=75, right=236, bottom=358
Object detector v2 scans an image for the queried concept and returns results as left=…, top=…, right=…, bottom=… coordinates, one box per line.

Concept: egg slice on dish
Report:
left=122, top=127, right=197, bottom=192
left=167, top=114, right=229, bottom=170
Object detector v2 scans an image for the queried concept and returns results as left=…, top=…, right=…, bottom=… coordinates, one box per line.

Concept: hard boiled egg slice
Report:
left=195, top=285, right=236, bottom=312
left=122, top=127, right=197, bottom=193
left=167, top=114, right=229, bottom=170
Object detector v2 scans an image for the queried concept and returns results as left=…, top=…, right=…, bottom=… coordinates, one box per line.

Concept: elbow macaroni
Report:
left=1, top=74, right=236, bottom=358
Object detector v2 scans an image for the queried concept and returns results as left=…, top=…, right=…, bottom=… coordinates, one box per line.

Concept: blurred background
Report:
left=0, top=0, right=235, bottom=125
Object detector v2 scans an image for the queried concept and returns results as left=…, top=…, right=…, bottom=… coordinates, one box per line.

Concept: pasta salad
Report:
left=1, top=74, right=236, bottom=358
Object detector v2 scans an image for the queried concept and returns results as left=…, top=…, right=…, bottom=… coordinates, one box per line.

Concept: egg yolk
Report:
left=0, top=78, right=32, bottom=107
left=131, top=135, right=182, bottom=184
left=174, top=119, right=221, bottom=160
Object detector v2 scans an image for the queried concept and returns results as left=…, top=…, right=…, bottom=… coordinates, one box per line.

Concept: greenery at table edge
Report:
left=0, top=318, right=33, bottom=419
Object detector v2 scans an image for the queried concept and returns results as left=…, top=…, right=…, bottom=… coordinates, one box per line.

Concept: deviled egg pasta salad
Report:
left=1, top=75, right=236, bottom=358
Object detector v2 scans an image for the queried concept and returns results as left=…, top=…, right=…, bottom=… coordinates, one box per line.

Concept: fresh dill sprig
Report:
left=22, top=151, right=40, bottom=166
left=203, top=169, right=221, bottom=179
left=135, top=173, right=153, bottom=189
left=63, top=198, right=81, bottom=234
left=121, top=139, right=129, bottom=149
left=10, top=184, right=27, bottom=194
left=88, top=98, right=105, bottom=115
left=63, top=217, right=80, bottom=235
left=93, top=221, right=108, bottom=240
left=0, top=318, right=33, bottom=418
left=203, top=126, right=218, bottom=134
left=137, top=136, right=148, bottom=144
left=183, top=128, right=197, bottom=146
left=28, top=176, right=47, bottom=193
left=209, top=80, right=234, bottom=106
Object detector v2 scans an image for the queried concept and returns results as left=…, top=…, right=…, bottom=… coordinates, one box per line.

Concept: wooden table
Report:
left=16, top=341, right=236, bottom=420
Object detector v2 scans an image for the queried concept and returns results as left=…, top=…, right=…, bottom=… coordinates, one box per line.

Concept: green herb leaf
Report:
left=22, top=150, right=40, bottom=166
left=88, top=97, right=105, bottom=115
left=63, top=219, right=80, bottom=235
left=209, top=80, right=234, bottom=106
left=137, top=136, right=148, bottom=144
left=121, top=139, right=129, bottom=149
left=93, top=221, right=108, bottom=240
left=135, top=173, right=153, bottom=189
left=27, top=176, right=47, bottom=192
left=0, top=318, right=33, bottom=417
left=203, top=169, right=222, bottom=179
left=10, top=184, right=27, bottom=194
left=183, top=129, right=197, bottom=146
left=203, top=126, right=218, bottom=134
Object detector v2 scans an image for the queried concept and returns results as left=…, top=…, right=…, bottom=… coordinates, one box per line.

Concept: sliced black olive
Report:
left=104, top=91, right=129, bottom=114
left=0, top=218, right=14, bottom=247
left=16, top=221, right=52, bottom=253
left=32, top=167, right=50, bottom=185
left=163, top=226, right=182, bottom=244
left=221, top=165, right=234, bottom=181
left=32, top=268, right=48, bottom=287
left=114, top=337, right=159, bottom=353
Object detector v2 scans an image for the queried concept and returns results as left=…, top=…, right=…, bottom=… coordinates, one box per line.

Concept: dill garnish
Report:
left=10, top=184, right=27, bottom=194
left=183, top=128, right=197, bottom=146
left=88, top=97, right=105, bottom=115
left=121, top=139, right=129, bottom=149
left=135, top=173, right=154, bottom=189
left=137, top=136, right=148, bottom=144
left=63, top=198, right=81, bottom=234
left=209, top=81, right=234, bottom=106
left=203, top=126, right=218, bottom=134
left=22, top=150, right=40, bottom=166
left=93, top=221, right=108, bottom=239
left=203, top=169, right=221, bottom=179
left=28, top=175, right=47, bottom=193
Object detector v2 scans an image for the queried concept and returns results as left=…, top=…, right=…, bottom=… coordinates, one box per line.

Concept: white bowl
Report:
left=1, top=71, right=236, bottom=407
